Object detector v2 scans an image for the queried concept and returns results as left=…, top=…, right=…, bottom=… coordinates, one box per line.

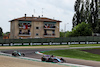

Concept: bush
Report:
left=67, top=22, right=92, bottom=37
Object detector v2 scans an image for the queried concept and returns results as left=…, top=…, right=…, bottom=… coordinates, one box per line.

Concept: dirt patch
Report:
left=81, top=49, right=100, bottom=55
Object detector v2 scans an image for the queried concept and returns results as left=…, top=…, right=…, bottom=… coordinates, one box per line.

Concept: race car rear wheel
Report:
left=60, top=58, right=66, bottom=63
left=22, top=53, right=25, bottom=57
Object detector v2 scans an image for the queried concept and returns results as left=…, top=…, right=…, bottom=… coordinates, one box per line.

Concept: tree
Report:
left=60, top=32, right=65, bottom=37
left=80, top=1, right=85, bottom=23
left=73, top=0, right=100, bottom=34
left=94, top=0, right=99, bottom=33
left=70, top=22, right=92, bottom=37
left=60, top=29, right=65, bottom=37
left=73, top=0, right=82, bottom=28
left=89, top=0, right=99, bottom=33
left=85, top=0, right=90, bottom=23
left=0, top=27, right=3, bottom=37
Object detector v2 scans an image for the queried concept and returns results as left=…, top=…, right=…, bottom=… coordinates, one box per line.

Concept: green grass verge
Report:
left=43, top=49, right=100, bottom=61
left=69, top=44, right=100, bottom=47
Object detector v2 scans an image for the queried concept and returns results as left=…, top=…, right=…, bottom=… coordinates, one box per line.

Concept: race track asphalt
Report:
left=1, top=48, right=100, bottom=67
left=0, top=55, right=69, bottom=67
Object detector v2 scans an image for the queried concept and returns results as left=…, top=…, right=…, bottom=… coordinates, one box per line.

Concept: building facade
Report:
left=9, top=15, right=61, bottom=39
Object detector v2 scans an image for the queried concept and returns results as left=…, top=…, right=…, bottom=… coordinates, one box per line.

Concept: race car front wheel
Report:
left=41, top=57, right=46, bottom=61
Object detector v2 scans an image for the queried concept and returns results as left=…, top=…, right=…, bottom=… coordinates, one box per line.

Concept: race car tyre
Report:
left=60, top=58, right=66, bottom=63
left=41, top=57, right=46, bottom=61
left=48, top=58, right=53, bottom=62
left=12, top=53, right=17, bottom=56
left=22, top=53, right=25, bottom=57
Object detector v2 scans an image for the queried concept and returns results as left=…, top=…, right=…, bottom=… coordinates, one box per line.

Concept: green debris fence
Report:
left=0, top=36, right=100, bottom=46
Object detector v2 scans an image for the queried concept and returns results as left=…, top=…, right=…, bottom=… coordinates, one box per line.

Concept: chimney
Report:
left=37, top=16, right=40, bottom=19
left=38, top=16, right=40, bottom=18
left=42, top=15, right=43, bottom=17
left=32, top=15, right=34, bottom=18
left=25, top=14, right=26, bottom=19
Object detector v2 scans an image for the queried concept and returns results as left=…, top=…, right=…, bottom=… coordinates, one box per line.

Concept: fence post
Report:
left=22, top=43, right=23, bottom=45
left=67, top=42, right=68, bottom=45
left=79, top=41, right=80, bottom=44
left=13, top=43, right=14, bottom=45
left=2, top=43, right=3, bottom=46
left=41, top=42, right=43, bottom=45
left=9, top=43, right=11, bottom=46
left=60, top=42, right=62, bottom=45
left=97, top=41, right=98, bottom=44
left=29, top=43, right=30, bottom=45
left=48, top=42, right=50, bottom=45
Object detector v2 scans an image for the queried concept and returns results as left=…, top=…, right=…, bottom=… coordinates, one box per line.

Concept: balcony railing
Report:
left=18, top=24, right=31, bottom=29
left=44, top=26, right=56, bottom=29
left=19, top=27, right=31, bottom=29
left=44, top=33, right=55, bottom=37
left=19, top=33, right=31, bottom=36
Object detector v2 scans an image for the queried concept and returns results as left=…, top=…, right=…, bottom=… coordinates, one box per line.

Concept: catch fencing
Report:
left=0, top=36, right=100, bottom=46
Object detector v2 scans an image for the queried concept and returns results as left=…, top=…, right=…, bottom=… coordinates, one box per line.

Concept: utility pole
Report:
left=64, top=23, right=69, bottom=37
left=42, top=8, right=44, bottom=17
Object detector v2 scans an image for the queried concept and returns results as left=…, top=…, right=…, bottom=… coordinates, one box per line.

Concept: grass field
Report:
left=43, top=49, right=100, bottom=61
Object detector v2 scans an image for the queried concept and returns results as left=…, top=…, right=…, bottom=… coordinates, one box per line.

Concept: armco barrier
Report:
left=0, top=36, right=100, bottom=46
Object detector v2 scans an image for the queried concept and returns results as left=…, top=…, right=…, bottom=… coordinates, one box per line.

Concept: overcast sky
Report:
left=0, top=0, right=75, bottom=33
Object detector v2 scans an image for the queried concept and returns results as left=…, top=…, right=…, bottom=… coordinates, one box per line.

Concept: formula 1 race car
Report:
left=41, top=55, right=66, bottom=63
left=12, top=51, right=25, bottom=57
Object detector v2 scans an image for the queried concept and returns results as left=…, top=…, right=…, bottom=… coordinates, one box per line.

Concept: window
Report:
left=36, top=33, right=39, bottom=36
left=52, top=30, right=55, bottom=35
left=36, top=27, right=39, bottom=29
left=44, top=30, right=47, bottom=35
left=28, top=30, right=31, bottom=35
left=19, top=30, right=22, bottom=34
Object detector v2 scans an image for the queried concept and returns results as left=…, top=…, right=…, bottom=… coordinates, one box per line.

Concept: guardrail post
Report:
left=41, top=42, right=43, bottom=45
left=79, top=41, right=80, bottom=44
left=2, top=43, right=3, bottom=46
left=60, top=42, right=62, bottom=45
left=22, top=43, right=23, bottom=45
left=67, top=42, right=68, bottom=45
left=9, top=43, right=11, bottom=46
left=29, top=42, right=30, bottom=45
left=97, top=41, right=98, bottom=44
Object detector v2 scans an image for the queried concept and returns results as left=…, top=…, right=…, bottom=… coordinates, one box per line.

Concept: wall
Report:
left=55, top=22, right=60, bottom=38
left=32, top=21, right=44, bottom=38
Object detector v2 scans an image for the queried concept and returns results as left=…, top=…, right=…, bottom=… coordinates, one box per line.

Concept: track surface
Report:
left=1, top=48, right=100, bottom=67
left=0, top=55, right=69, bottom=67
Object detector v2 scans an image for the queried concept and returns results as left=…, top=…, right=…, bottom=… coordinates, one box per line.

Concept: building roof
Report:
left=9, top=16, right=62, bottom=22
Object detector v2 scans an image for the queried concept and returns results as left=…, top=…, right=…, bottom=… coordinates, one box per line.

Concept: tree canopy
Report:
left=73, top=0, right=100, bottom=33
left=67, top=22, right=92, bottom=37
left=0, top=27, right=3, bottom=37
